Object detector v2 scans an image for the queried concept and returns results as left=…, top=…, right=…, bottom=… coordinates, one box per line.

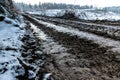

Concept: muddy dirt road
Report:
left=23, top=14, right=120, bottom=80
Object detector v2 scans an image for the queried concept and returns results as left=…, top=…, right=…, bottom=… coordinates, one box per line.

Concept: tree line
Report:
left=15, top=2, right=93, bottom=11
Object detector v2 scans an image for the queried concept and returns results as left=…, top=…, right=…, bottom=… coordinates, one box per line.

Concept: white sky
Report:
left=14, top=0, right=120, bottom=7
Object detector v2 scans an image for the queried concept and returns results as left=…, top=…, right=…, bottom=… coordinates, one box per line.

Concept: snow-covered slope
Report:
left=0, top=17, right=25, bottom=80
left=0, top=0, right=28, bottom=79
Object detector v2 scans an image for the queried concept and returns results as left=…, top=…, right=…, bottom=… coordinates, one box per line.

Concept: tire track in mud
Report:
left=30, top=23, right=69, bottom=80
left=30, top=23, right=67, bottom=54
left=26, top=15, right=120, bottom=53
left=24, top=14, right=120, bottom=80
left=34, top=15, right=120, bottom=41
left=29, top=23, right=106, bottom=80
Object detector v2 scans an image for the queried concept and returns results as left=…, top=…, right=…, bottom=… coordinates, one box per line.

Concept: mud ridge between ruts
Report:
left=18, top=22, right=46, bottom=80
left=23, top=14, right=120, bottom=80
left=33, top=14, right=120, bottom=26
left=34, top=15, right=120, bottom=41
left=24, top=15, right=120, bottom=53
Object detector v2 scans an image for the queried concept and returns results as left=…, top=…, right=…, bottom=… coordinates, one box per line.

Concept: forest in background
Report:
left=13, top=2, right=120, bottom=14
left=14, top=2, right=93, bottom=11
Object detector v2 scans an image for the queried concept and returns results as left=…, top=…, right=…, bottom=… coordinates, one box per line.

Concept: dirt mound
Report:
left=59, top=10, right=79, bottom=19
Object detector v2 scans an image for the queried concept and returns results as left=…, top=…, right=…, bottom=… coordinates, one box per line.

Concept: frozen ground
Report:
left=0, top=17, right=25, bottom=80
left=27, top=9, right=120, bottom=21
left=24, top=14, right=120, bottom=80
left=27, top=15, right=120, bottom=53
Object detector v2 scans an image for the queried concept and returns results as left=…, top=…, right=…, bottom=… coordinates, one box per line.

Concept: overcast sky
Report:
left=14, top=0, right=120, bottom=7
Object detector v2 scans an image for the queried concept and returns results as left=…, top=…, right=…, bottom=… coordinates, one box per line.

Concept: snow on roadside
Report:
left=0, top=17, right=25, bottom=80
left=29, top=16, right=120, bottom=53
left=0, top=18, right=24, bottom=49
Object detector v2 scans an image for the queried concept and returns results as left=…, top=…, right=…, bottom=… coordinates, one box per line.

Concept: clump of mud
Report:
left=59, top=10, right=79, bottom=19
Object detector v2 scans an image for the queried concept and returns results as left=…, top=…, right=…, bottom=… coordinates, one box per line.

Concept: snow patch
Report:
left=0, top=17, right=26, bottom=80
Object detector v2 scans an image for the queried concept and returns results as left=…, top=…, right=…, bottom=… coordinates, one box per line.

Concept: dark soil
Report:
left=17, top=22, right=45, bottom=80
left=35, top=15, right=120, bottom=41
left=34, top=14, right=120, bottom=26
left=23, top=14, right=120, bottom=80
left=0, top=16, right=5, bottom=21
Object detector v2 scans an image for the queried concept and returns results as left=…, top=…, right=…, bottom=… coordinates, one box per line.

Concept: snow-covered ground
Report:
left=0, top=17, right=26, bottom=80
left=27, top=9, right=120, bottom=21
left=76, top=10, right=120, bottom=20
